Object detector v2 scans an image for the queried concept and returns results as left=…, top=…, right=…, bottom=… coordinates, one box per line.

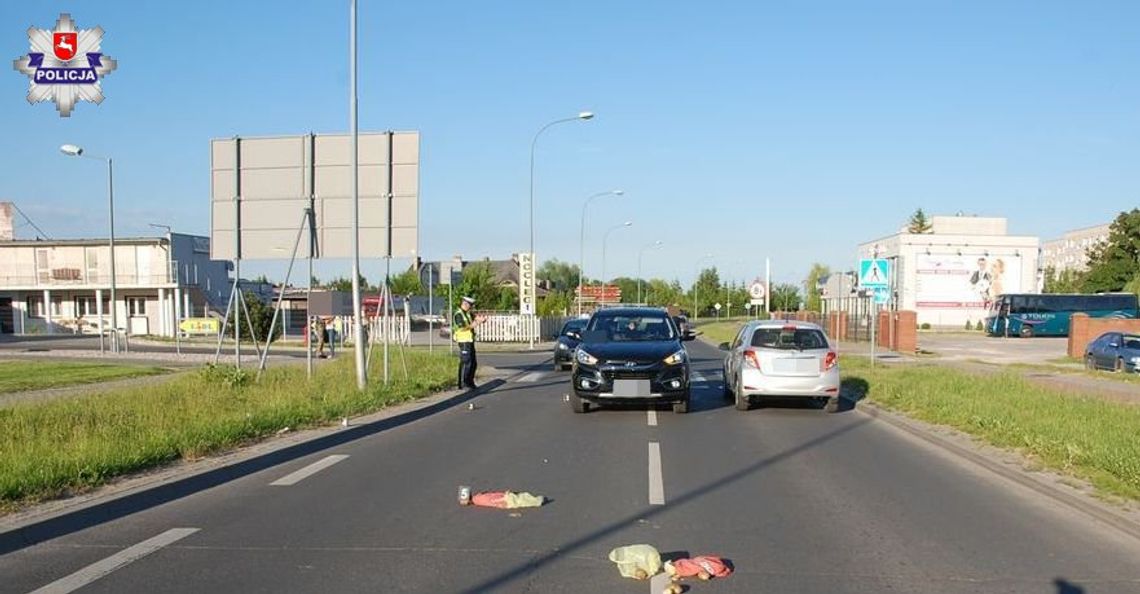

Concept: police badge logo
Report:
left=12, top=13, right=118, bottom=117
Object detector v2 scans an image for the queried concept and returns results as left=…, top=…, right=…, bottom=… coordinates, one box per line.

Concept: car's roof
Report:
left=748, top=320, right=825, bottom=331
left=591, top=306, right=668, bottom=316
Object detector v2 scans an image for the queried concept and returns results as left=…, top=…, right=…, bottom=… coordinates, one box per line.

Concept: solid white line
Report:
left=647, top=409, right=658, bottom=427
left=270, top=455, right=350, bottom=486
left=690, top=372, right=707, bottom=383
left=30, top=528, right=199, bottom=594
left=648, top=442, right=665, bottom=505
left=518, top=372, right=545, bottom=383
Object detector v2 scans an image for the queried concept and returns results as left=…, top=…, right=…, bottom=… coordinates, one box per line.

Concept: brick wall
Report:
left=1068, top=313, right=1140, bottom=358
left=874, top=310, right=918, bottom=352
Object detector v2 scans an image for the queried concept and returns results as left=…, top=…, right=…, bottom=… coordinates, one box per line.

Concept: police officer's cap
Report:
left=461, top=296, right=476, bottom=305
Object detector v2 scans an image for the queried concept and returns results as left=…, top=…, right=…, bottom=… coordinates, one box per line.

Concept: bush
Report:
left=965, top=319, right=973, bottom=330
left=975, top=320, right=984, bottom=331
left=920, top=323, right=931, bottom=330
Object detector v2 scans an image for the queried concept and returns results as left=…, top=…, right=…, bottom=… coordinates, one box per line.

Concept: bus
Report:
left=985, top=293, right=1139, bottom=337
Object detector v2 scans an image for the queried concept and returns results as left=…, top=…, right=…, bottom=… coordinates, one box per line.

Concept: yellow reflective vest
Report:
left=453, top=308, right=475, bottom=343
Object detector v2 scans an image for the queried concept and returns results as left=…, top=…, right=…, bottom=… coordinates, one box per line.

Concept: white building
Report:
left=1041, top=223, right=1109, bottom=273
left=0, top=223, right=232, bottom=337
left=847, top=215, right=1040, bottom=328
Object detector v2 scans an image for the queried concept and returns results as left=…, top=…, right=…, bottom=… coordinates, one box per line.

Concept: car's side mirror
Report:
left=718, top=342, right=730, bottom=351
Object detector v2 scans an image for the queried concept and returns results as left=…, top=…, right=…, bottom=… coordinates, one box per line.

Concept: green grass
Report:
left=693, top=320, right=748, bottom=346
left=0, top=360, right=167, bottom=394
left=0, top=349, right=456, bottom=510
left=843, top=356, right=1140, bottom=502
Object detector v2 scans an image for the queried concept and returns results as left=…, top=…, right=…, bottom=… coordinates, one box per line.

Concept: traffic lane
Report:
left=5, top=365, right=665, bottom=592
left=655, top=345, right=1140, bottom=592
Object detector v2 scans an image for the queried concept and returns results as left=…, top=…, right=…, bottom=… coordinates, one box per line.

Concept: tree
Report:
left=804, top=263, right=831, bottom=312
left=389, top=267, right=423, bottom=296
left=1042, top=266, right=1085, bottom=294
left=538, top=291, right=573, bottom=316
left=644, top=279, right=684, bottom=308
left=1083, top=209, right=1140, bottom=293
left=325, top=274, right=369, bottom=293
left=223, top=292, right=281, bottom=344
left=907, top=208, right=933, bottom=234
left=770, top=283, right=802, bottom=312
left=610, top=277, right=640, bottom=303
left=537, top=259, right=582, bottom=292
left=688, top=267, right=722, bottom=317
left=453, top=262, right=501, bottom=310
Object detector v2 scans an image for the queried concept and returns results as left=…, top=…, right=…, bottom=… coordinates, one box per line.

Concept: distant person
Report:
left=453, top=296, right=486, bottom=389
left=312, top=316, right=329, bottom=359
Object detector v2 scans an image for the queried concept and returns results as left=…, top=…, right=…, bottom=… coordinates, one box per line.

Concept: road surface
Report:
left=2, top=342, right=1139, bottom=593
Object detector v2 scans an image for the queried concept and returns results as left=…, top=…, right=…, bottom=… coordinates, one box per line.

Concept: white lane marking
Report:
left=648, top=442, right=665, bottom=505
left=691, top=371, right=707, bottom=383
left=518, top=372, right=545, bottom=383
left=650, top=571, right=671, bottom=593
left=31, top=528, right=199, bottom=594
left=270, top=455, right=350, bottom=486
left=647, top=409, right=657, bottom=427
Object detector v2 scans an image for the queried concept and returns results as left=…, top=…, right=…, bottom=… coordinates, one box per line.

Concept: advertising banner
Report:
left=915, top=254, right=1022, bottom=309
left=519, top=252, right=536, bottom=315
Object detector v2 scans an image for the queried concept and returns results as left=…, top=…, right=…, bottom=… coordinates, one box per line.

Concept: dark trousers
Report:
left=458, top=342, right=477, bottom=388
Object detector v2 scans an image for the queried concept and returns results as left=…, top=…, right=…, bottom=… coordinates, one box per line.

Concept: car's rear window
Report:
left=751, top=327, right=829, bottom=350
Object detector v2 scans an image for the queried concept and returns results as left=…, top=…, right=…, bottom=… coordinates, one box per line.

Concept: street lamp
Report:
left=693, top=253, right=715, bottom=319
left=61, top=143, right=119, bottom=353
left=637, top=240, right=664, bottom=304
left=601, top=221, right=632, bottom=305
left=528, top=111, right=593, bottom=347
left=578, top=189, right=623, bottom=315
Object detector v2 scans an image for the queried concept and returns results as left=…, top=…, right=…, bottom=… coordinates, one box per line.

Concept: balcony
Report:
left=0, top=270, right=175, bottom=289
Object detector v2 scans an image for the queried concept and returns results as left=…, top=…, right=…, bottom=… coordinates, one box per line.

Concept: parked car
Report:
left=719, top=320, right=840, bottom=411
left=1085, top=331, right=1140, bottom=373
left=553, top=318, right=589, bottom=370
left=570, top=307, right=696, bottom=414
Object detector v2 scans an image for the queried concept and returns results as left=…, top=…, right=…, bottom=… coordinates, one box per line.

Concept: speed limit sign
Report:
left=749, top=281, right=766, bottom=299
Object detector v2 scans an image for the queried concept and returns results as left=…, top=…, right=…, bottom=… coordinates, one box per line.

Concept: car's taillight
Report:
left=743, top=349, right=761, bottom=369
left=822, top=351, right=838, bottom=371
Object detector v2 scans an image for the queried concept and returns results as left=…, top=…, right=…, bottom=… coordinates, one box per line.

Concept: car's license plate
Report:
left=613, top=379, right=651, bottom=397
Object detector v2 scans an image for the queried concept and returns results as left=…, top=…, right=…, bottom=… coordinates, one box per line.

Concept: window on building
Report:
left=50, top=296, right=63, bottom=317
left=26, top=296, right=45, bottom=318
left=127, top=297, right=147, bottom=316
left=75, top=297, right=98, bottom=317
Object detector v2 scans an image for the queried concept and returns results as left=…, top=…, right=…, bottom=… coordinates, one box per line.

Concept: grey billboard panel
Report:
left=210, top=131, right=419, bottom=261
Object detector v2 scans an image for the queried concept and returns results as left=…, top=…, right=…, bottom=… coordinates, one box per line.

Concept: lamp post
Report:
left=637, top=240, right=664, bottom=304
left=601, top=221, right=632, bottom=305
left=529, top=111, right=593, bottom=348
left=693, top=253, right=715, bottom=319
left=61, top=144, right=119, bottom=353
left=578, top=189, right=623, bottom=315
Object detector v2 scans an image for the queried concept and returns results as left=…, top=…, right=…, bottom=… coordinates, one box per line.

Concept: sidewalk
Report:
left=837, top=340, right=1140, bottom=406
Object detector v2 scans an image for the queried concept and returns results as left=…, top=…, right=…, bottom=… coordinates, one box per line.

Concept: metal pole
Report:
left=106, top=158, right=118, bottom=353
left=870, top=296, right=877, bottom=368
left=384, top=259, right=391, bottom=385
left=428, top=264, right=434, bottom=353
left=349, top=0, right=367, bottom=390
left=765, top=257, right=771, bottom=318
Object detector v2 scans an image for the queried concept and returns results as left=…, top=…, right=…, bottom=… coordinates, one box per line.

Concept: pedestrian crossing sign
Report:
left=859, top=258, right=890, bottom=288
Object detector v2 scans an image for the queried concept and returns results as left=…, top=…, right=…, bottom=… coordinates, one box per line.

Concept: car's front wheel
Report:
left=1085, top=355, right=1096, bottom=370
left=722, top=369, right=734, bottom=400
left=570, top=392, right=589, bottom=413
left=1116, top=358, right=1125, bottom=373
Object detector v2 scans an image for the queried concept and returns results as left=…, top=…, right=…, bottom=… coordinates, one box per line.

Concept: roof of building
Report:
left=0, top=236, right=171, bottom=247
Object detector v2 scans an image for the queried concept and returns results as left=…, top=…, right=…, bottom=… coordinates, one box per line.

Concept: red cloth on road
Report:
left=667, top=556, right=732, bottom=579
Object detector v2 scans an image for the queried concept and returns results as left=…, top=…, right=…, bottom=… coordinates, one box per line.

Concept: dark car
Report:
left=570, top=307, right=695, bottom=414
left=1085, top=331, right=1140, bottom=373
left=553, top=318, right=589, bottom=370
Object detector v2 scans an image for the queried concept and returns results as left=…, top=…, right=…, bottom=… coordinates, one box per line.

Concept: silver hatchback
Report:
left=718, top=321, right=841, bottom=411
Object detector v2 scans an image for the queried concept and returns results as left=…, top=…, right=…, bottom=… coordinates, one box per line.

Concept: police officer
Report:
left=454, top=296, right=485, bottom=389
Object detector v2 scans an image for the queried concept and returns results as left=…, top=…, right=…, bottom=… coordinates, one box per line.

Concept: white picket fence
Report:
left=473, top=313, right=569, bottom=343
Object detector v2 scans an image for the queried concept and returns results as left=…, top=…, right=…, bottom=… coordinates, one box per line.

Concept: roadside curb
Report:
left=857, top=400, right=1140, bottom=543
left=0, top=359, right=549, bottom=553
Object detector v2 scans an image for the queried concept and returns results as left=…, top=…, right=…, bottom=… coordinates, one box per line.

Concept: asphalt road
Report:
left=3, top=341, right=1140, bottom=593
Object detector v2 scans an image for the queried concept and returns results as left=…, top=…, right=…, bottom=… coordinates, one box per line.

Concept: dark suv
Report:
left=570, top=307, right=695, bottom=414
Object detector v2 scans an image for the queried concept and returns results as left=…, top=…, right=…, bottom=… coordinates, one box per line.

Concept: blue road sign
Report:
left=859, top=258, right=890, bottom=288
left=873, top=286, right=891, bottom=304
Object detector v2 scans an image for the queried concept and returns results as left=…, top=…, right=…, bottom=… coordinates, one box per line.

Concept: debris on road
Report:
left=609, top=544, right=662, bottom=580
left=664, top=556, right=733, bottom=580
left=467, top=402, right=475, bottom=410
left=459, top=489, right=546, bottom=509
left=458, top=485, right=472, bottom=505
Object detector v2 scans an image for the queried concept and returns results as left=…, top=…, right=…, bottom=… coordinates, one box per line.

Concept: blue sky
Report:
left=3, top=1, right=1138, bottom=286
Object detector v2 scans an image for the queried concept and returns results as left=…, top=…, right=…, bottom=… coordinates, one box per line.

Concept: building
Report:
left=838, top=215, right=1040, bottom=328
left=1041, top=223, right=1110, bottom=273
left=0, top=207, right=232, bottom=336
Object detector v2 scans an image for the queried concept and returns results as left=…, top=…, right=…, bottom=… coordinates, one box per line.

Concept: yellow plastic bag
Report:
left=504, top=491, right=545, bottom=509
left=608, top=544, right=662, bottom=580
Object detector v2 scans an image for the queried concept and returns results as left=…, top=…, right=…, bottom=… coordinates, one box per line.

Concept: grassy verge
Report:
left=693, top=320, right=747, bottom=346
left=0, top=360, right=166, bottom=394
left=0, top=349, right=456, bottom=511
left=842, top=356, right=1140, bottom=502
